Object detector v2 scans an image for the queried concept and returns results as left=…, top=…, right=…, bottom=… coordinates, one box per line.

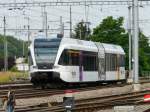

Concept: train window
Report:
left=119, top=55, right=125, bottom=67
left=34, top=38, right=61, bottom=64
left=58, top=49, right=79, bottom=66
left=58, top=49, right=69, bottom=65
left=69, top=51, right=79, bottom=65
left=115, top=54, right=117, bottom=70
left=105, top=53, right=118, bottom=71
left=111, top=54, right=116, bottom=71
left=83, top=51, right=98, bottom=71
left=105, top=53, right=109, bottom=71
left=59, top=50, right=98, bottom=71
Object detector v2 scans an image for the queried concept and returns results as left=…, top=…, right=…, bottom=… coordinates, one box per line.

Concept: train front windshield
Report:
left=34, top=38, right=61, bottom=64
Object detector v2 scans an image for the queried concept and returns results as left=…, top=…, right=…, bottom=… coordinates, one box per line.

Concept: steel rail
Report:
left=13, top=90, right=149, bottom=112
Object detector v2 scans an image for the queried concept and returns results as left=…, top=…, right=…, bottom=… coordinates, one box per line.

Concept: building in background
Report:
left=15, top=57, right=29, bottom=71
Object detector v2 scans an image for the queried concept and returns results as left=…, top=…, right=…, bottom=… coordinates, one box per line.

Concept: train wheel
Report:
left=33, top=83, right=38, bottom=88
left=31, top=79, right=39, bottom=88
left=121, top=79, right=127, bottom=84
left=40, top=83, right=46, bottom=89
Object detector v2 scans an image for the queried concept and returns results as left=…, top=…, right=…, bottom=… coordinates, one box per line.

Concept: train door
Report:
left=58, top=49, right=80, bottom=82
left=118, top=55, right=125, bottom=80
left=95, top=43, right=106, bottom=81
left=68, top=50, right=80, bottom=82
left=82, top=51, right=98, bottom=82
left=79, top=51, right=83, bottom=81
left=117, top=54, right=120, bottom=80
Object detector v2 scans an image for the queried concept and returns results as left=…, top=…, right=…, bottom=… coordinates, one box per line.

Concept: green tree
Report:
left=90, top=16, right=150, bottom=75
left=91, top=16, right=127, bottom=45
left=90, top=16, right=129, bottom=68
left=73, top=20, right=91, bottom=40
left=0, top=35, right=28, bottom=70
left=0, top=35, right=28, bottom=58
left=139, top=31, right=150, bottom=72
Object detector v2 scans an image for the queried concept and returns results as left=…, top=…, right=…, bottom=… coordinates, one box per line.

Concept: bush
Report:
left=10, top=66, right=18, bottom=72
left=0, top=57, right=15, bottom=71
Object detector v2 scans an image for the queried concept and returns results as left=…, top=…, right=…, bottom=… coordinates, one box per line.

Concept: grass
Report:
left=0, top=72, right=29, bottom=84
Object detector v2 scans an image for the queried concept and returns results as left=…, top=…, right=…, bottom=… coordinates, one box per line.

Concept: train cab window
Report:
left=58, top=50, right=98, bottom=70
left=58, top=49, right=69, bottom=65
left=58, top=49, right=79, bottom=66
left=70, top=51, right=79, bottom=65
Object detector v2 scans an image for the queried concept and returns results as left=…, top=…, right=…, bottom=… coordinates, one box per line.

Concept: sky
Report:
left=0, top=0, right=150, bottom=42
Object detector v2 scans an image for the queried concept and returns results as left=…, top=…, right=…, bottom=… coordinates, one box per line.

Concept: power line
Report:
left=51, top=7, right=99, bottom=20
left=0, top=28, right=70, bottom=31
left=0, top=1, right=133, bottom=8
left=0, top=0, right=149, bottom=8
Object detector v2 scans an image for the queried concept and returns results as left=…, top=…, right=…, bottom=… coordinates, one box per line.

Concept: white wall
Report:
left=16, top=63, right=29, bottom=71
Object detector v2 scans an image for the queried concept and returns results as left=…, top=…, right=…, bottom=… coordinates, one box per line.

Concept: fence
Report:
left=141, top=71, right=150, bottom=79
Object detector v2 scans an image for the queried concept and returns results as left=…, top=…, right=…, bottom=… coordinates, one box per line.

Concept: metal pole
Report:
left=45, top=11, right=48, bottom=37
left=42, top=6, right=48, bottom=37
left=128, top=6, right=132, bottom=79
left=27, top=17, right=30, bottom=46
left=23, top=25, right=26, bottom=57
left=60, top=16, right=62, bottom=34
left=70, top=5, right=72, bottom=38
left=133, top=0, right=139, bottom=83
left=79, top=22, right=82, bottom=39
left=132, top=1, right=135, bottom=82
left=27, top=24, right=30, bottom=71
left=3, top=16, right=8, bottom=71
left=60, top=16, right=64, bottom=36
left=23, top=40, right=25, bottom=57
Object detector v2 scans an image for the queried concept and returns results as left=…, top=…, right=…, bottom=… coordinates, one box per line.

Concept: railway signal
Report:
left=63, top=90, right=75, bottom=112
left=144, top=94, right=150, bottom=102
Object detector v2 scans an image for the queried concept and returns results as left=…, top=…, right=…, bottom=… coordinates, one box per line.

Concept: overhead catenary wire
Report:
left=0, top=0, right=149, bottom=38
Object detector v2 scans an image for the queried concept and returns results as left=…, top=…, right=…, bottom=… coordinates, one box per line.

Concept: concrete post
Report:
left=132, top=0, right=141, bottom=91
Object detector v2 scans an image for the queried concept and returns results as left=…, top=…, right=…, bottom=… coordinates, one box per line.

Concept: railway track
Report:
left=0, top=82, right=150, bottom=112
left=0, top=83, right=32, bottom=90
left=0, top=80, right=150, bottom=112
left=0, top=82, right=129, bottom=99
left=14, top=90, right=150, bottom=112
left=0, top=79, right=150, bottom=100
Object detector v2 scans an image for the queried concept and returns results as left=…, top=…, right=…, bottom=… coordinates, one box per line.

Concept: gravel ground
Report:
left=16, top=85, right=133, bottom=107
left=135, top=104, right=150, bottom=112
left=15, top=83, right=150, bottom=107
left=96, top=104, right=150, bottom=112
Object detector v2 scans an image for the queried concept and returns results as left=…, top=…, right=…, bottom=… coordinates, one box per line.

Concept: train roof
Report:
left=31, top=36, right=125, bottom=55
left=60, top=37, right=125, bottom=54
